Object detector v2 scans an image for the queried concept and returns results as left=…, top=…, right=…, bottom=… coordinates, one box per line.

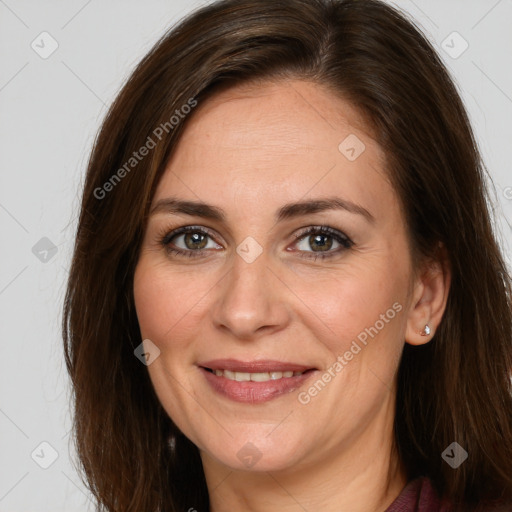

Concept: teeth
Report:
left=211, top=369, right=304, bottom=382
left=224, top=370, right=236, bottom=380
left=251, top=372, right=271, bottom=382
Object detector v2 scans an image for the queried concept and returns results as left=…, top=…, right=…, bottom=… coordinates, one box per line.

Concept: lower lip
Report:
left=200, top=367, right=316, bottom=403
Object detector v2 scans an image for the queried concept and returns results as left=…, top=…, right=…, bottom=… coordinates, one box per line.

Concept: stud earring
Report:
left=421, top=324, right=431, bottom=336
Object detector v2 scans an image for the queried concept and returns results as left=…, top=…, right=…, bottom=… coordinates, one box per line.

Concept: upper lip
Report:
left=199, top=359, right=316, bottom=373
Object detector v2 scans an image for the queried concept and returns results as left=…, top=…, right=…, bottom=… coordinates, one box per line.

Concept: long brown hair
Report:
left=62, top=0, right=512, bottom=510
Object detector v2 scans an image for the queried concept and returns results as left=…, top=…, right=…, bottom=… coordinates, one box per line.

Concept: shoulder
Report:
left=385, top=477, right=512, bottom=512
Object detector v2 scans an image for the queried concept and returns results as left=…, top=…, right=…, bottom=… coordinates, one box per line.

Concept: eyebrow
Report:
left=150, top=196, right=375, bottom=224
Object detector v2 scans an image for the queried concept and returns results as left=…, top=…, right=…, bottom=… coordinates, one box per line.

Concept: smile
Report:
left=198, top=359, right=317, bottom=403
left=208, top=369, right=305, bottom=381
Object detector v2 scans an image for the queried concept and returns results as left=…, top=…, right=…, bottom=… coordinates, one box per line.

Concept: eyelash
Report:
left=158, top=225, right=354, bottom=261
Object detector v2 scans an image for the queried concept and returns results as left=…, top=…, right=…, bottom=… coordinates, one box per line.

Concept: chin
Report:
left=198, top=430, right=310, bottom=473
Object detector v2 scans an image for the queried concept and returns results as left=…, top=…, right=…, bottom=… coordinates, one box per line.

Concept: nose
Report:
left=211, top=246, right=291, bottom=341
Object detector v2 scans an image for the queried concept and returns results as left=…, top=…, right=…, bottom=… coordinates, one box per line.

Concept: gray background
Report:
left=1, top=0, right=511, bottom=510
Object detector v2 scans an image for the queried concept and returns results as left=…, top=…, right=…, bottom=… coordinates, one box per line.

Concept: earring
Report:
left=421, top=324, right=431, bottom=336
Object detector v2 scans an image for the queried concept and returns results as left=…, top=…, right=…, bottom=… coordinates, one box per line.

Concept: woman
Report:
left=62, top=0, right=512, bottom=510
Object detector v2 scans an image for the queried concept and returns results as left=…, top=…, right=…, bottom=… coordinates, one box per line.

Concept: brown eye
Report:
left=306, top=233, right=334, bottom=252
left=181, top=232, right=208, bottom=250
left=293, top=226, right=353, bottom=260
left=161, top=226, right=222, bottom=258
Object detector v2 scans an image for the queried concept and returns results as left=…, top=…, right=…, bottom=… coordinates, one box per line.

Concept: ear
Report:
left=405, top=243, right=451, bottom=346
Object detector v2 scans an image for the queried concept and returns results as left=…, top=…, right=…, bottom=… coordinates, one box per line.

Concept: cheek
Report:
left=133, top=263, right=172, bottom=341
left=133, top=260, right=208, bottom=432
left=133, top=258, right=211, bottom=343
left=290, top=259, right=406, bottom=358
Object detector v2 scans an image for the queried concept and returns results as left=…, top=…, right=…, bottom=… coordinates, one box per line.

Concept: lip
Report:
left=199, top=359, right=315, bottom=373
left=198, top=359, right=318, bottom=404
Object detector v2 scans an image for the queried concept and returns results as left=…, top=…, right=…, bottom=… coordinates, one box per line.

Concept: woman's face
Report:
left=134, top=79, right=420, bottom=473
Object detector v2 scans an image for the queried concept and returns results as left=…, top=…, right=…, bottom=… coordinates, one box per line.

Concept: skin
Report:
left=133, top=79, right=451, bottom=512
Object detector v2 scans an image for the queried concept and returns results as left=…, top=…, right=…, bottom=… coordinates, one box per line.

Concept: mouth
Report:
left=198, top=359, right=318, bottom=403
left=203, top=368, right=308, bottom=382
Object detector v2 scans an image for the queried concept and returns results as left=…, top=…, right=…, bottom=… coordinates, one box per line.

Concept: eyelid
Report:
left=292, top=225, right=352, bottom=244
left=289, top=225, right=354, bottom=260
left=161, top=224, right=219, bottom=246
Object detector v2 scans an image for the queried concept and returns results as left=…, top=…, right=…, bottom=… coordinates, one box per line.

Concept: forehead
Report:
left=153, top=79, right=394, bottom=222
left=172, top=79, right=379, bottom=157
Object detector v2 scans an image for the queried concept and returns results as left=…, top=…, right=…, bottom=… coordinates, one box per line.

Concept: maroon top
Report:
left=385, top=477, right=510, bottom=512
left=385, top=477, right=451, bottom=511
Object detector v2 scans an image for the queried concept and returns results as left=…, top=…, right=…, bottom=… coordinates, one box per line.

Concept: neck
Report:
left=201, top=397, right=408, bottom=512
